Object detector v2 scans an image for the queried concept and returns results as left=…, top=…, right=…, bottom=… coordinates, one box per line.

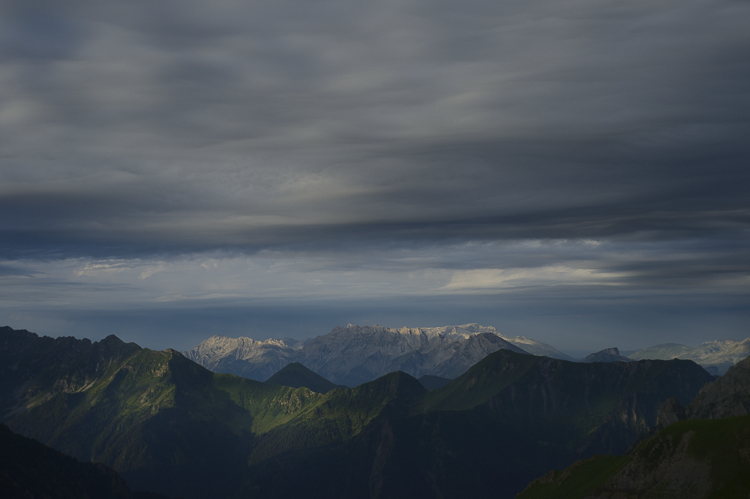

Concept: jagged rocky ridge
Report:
left=184, top=323, right=572, bottom=385
left=0, top=326, right=715, bottom=499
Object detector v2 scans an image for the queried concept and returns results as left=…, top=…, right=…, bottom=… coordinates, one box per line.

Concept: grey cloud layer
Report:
left=2, top=0, right=748, bottom=250
left=1, top=0, right=749, bottom=346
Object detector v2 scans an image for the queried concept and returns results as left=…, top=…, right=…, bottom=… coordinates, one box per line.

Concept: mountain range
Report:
left=184, top=323, right=573, bottom=385
left=0, top=325, right=716, bottom=499
left=185, top=325, right=750, bottom=387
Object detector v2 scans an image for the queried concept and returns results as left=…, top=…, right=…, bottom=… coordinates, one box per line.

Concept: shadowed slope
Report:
left=518, top=416, right=750, bottom=499
left=518, top=355, right=750, bottom=499
left=0, top=424, right=170, bottom=499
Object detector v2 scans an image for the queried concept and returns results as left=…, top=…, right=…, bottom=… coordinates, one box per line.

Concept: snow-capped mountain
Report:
left=183, top=335, right=304, bottom=381
left=183, top=323, right=571, bottom=385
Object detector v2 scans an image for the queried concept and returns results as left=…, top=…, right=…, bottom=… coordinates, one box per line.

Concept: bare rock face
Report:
left=183, top=324, right=570, bottom=385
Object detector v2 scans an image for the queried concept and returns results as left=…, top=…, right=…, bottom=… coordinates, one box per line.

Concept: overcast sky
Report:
left=1, top=0, right=748, bottom=355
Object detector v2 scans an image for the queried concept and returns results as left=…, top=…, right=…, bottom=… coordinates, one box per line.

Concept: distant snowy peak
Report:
left=289, top=324, right=530, bottom=385
left=183, top=335, right=301, bottom=380
left=334, top=322, right=572, bottom=360
left=184, top=323, right=571, bottom=385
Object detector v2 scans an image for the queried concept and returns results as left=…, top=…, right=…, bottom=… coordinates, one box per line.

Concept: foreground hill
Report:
left=0, top=424, right=169, bottom=499
left=517, top=416, right=750, bottom=499
left=629, top=337, right=750, bottom=374
left=518, top=355, right=750, bottom=499
left=0, top=326, right=714, bottom=499
left=184, top=323, right=572, bottom=385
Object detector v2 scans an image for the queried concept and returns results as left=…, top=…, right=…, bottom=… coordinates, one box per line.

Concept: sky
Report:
left=1, top=0, right=748, bottom=355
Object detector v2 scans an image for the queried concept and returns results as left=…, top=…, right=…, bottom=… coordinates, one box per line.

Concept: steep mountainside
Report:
left=184, top=323, right=571, bottom=386
left=0, top=326, right=142, bottom=420
left=687, top=355, right=750, bottom=419
left=518, top=416, right=750, bottom=499
left=517, top=354, right=750, bottom=499
left=629, top=337, right=750, bottom=374
left=423, top=349, right=713, bottom=456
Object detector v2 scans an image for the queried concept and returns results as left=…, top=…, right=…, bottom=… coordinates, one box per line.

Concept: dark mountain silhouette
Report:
left=0, top=423, right=171, bottom=499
